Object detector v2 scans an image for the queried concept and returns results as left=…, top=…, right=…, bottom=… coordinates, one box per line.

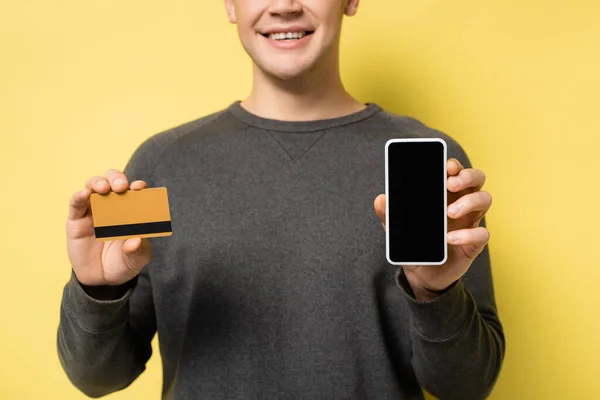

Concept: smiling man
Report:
left=57, top=1, right=505, bottom=399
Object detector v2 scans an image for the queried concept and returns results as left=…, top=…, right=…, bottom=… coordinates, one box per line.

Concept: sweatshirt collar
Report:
left=227, top=101, right=382, bottom=133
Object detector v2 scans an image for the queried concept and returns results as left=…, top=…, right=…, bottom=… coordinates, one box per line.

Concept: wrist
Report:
left=80, top=283, right=132, bottom=300
left=403, top=272, right=456, bottom=302
left=73, top=272, right=137, bottom=301
left=411, top=286, right=442, bottom=302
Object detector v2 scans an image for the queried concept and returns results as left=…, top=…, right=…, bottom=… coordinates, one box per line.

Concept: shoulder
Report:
left=374, top=107, right=475, bottom=168
left=123, top=106, right=235, bottom=179
left=135, top=107, right=233, bottom=155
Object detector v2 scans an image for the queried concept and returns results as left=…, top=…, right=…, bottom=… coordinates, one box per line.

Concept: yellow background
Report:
left=1, top=1, right=598, bottom=399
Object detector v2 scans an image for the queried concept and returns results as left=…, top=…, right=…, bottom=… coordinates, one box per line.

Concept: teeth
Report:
left=268, top=31, right=307, bottom=41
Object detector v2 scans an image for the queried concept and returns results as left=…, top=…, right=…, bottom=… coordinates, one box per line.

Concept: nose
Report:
left=268, top=0, right=302, bottom=17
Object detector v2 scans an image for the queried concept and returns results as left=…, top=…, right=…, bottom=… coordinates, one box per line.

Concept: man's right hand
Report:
left=66, top=169, right=153, bottom=287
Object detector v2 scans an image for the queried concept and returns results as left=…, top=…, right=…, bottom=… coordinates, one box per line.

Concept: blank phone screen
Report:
left=386, top=140, right=446, bottom=264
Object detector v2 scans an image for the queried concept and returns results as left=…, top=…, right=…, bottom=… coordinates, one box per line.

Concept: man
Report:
left=58, top=1, right=505, bottom=399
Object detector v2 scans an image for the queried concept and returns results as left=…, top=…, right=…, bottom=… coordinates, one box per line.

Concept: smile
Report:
left=261, top=31, right=314, bottom=41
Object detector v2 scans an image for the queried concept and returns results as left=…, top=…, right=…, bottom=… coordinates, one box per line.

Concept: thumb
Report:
left=374, top=194, right=386, bottom=229
left=122, top=237, right=153, bottom=267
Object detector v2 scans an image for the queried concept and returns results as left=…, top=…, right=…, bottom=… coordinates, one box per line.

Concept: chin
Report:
left=258, top=59, right=319, bottom=82
left=265, top=67, right=306, bottom=81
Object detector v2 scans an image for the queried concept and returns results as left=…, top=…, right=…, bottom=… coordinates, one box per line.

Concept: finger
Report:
left=85, top=176, right=111, bottom=194
left=448, top=168, right=486, bottom=193
left=130, top=180, right=148, bottom=190
left=447, top=158, right=465, bottom=176
left=68, top=188, right=92, bottom=220
left=123, top=237, right=153, bottom=267
left=123, top=237, right=142, bottom=254
left=374, top=194, right=386, bottom=228
left=448, top=190, right=492, bottom=219
left=105, top=169, right=129, bottom=193
left=447, top=226, right=490, bottom=247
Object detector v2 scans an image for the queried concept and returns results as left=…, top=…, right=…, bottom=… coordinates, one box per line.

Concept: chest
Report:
left=147, top=136, right=402, bottom=351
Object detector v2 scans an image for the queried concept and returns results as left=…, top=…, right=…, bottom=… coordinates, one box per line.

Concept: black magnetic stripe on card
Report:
left=94, top=221, right=172, bottom=238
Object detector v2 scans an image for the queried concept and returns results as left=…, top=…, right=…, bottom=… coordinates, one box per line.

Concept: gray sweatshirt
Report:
left=57, top=102, right=505, bottom=400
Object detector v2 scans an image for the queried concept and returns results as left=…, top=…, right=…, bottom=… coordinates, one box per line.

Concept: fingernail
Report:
left=449, top=204, right=461, bottom=215
left=114, top=178, right=126, bottom=186
left=448, top=232, right=462, bottom=243
left=451, top=177, right=461, bottom=188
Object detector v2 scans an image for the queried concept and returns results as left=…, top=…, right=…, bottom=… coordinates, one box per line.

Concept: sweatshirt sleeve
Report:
left=396, top=137, right=505, bottom=399
left=397, top=228, right=505, bottom=400
left=57, top=135, right=163, bottom=398
left=57, top=269, right=156, bottom=397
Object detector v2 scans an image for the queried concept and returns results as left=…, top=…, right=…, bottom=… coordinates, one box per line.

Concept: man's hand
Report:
left=374, top=158, right=492, bottom=301
left=66, top=169, right=153, bottom=289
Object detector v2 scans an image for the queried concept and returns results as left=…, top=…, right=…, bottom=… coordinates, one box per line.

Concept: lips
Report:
left=259, top=25, right=315, bottom=37
left=259, top=30, right=314, bottom=50
left=263, top=31, right=314, bottom=41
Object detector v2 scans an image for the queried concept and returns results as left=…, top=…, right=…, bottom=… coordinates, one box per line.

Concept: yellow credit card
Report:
left=90, top=187, right=172, bottom=241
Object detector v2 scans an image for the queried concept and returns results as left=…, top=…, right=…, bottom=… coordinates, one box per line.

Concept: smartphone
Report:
left=385, top=138, right=447, bottom=265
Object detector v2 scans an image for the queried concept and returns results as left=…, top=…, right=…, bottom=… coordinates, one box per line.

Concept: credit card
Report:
left=90, top=187, right=172, bottom=241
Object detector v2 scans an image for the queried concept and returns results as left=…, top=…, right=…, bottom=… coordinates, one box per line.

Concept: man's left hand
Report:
left=374, top=158, right=492, bottom=301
